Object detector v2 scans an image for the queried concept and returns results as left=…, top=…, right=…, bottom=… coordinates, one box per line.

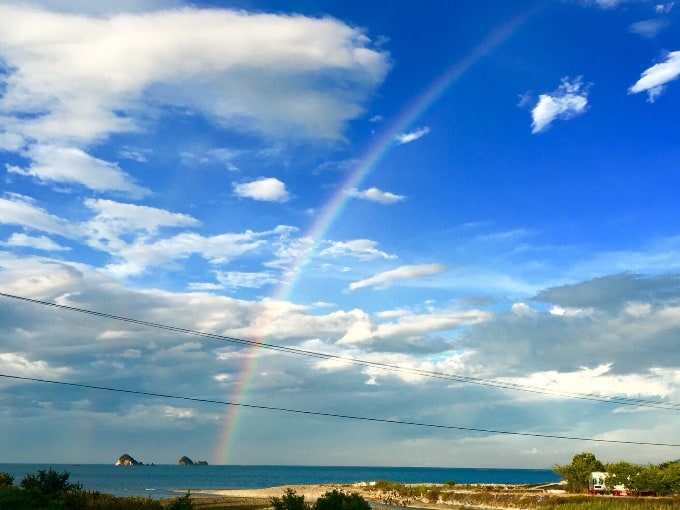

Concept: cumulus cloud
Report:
left=348, top=187, right=405, bottom=204
left=0, top=352, right=71, bottom=379
left=349, top=263, right=449, bottom=290
left=629, top=51, right=680, bottom=102
left=530, top=77, right=589, bottom=133
left=461, top=273, right=680, bottom=379
left=320, top=239, right=396, bottom=260
left=395, top=126, right=431, bottom=144
left=0, top=4, right=390, bottom=144
left=233, top=178, right=291, bottom=203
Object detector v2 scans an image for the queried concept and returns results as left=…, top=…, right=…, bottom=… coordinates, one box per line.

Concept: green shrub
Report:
left=0, top=472, right=14, bottom=487
left=313, top=490, right=370, bottom=510
left=553, top=452, right=605, bottom=492
left=20, top=468, right=82, bottom=496
left=168, top=491, right=194, bottom=510
left=271, top=488, right=308, bottom=510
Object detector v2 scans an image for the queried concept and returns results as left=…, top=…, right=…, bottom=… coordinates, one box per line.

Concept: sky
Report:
left=0, top=0, right=679, bottom=469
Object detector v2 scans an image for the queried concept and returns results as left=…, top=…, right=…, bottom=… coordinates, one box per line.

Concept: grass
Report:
left=539, top=499, right=679, bottom=510
left=359, top=481, right=680, bottom=510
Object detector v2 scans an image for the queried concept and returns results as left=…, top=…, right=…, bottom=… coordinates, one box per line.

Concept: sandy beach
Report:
left=189, top=484, right=356, bottom=501
left=179, top=482, right=575, bottom=510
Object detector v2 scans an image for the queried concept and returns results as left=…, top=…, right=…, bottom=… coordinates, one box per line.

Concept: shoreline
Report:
left=176, top=481, right=568, bottom=504
left=179, top=484, right=362, bottom=501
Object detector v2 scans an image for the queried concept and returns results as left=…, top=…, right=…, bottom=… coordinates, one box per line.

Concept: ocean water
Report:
left=0, top=464, right=560, bottom=500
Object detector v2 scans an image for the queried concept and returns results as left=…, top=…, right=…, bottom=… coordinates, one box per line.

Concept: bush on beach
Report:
left=271, top=488, right=371, bottom=510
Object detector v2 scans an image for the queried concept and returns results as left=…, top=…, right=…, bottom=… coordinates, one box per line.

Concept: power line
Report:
left=2, top=373, right=679, bottom=448
left=1, top=291, right=678, bottom=411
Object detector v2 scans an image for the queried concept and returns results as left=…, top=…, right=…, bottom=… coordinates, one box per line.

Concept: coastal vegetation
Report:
left=0, top=468, right=194, bottom=510
left=2, top=465, right=679, bottom=510
left=271, top=488, right=370, bottom=510
left=553, top=452, right=680, bottom=495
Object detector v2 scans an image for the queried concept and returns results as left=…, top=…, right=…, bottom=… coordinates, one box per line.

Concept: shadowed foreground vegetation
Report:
left=358, top=480, right=679, bottom=510
left=0, top=468, right=195, bottom=510
left=2, top=468, right=680, bottom=510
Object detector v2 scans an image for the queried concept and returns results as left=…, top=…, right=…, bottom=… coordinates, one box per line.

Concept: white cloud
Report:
left=0, top=4, right=390, bottom=144
left=549, top=305, right=594, bottom=317
left=593, top=0, right=626, bottom=7
left=629, top=19, right=668, bottom=38
left=119, top=147, right=149, bottom=163
left=7, top=145, right=149, bottom=197
left=511, top=302, right=536, bottom=317
left=0, top=193, right=77, bottom=237
left=349, top=263, right=449, bottom=290
left=84, top=198, right=199, bottom=246
left=320, top=239, right=396, bottom=260
left=0, top=132, right=24, bottom=152
left=395, top=126, right=431, bottom=144
left=214, top=271, right=279, bottom=289
left=499, top=364, right=678, bottom=401
left=0, top=253, right=87, bottom=299
left=655, top=2, right=674, bottom=14
left=163, top=406, right=195, bottom=419
left=530, top=77, right=589, bottom=133
left=0, top=352, right=71, bottom=378
left=102, top=231, right=269, bottom=277
left=84, top=199, right=199, bottom=230
left=77, top=199, right=292, bottom=276
left=5, top=233, right=70, bottom=251
left=0, top=1, right=183, bottom=15
left=337, top=308, right=490, bottom=347
left=348, top=187, right=405, bottom=204
left=629, top=51, right=680, bottom=102
left=233, top=177, right=291, bottom=203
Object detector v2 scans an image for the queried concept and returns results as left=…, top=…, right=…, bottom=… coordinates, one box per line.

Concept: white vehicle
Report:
left=589, top=472, right=633, bottom=496
left=589, top=471, right=608, bottom=493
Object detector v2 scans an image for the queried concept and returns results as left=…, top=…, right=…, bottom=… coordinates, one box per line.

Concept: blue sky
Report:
left=1, top=0, right=679, bottom=468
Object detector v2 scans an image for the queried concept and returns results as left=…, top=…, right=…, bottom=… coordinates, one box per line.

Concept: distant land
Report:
left=115, top=453, right=207, bottom=466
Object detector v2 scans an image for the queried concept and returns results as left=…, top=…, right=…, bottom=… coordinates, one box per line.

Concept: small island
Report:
left=178, top=456, right=208, bottom=465
left=115, top=453, right=143, bottom=466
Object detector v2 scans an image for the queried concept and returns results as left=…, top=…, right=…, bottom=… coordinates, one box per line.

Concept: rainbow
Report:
left=211, top=7, right=539, bottom=465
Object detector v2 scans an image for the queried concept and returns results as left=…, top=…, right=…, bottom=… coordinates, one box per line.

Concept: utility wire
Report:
left=1, top=291, right=678, bottom=411
left=2, top=373, right=679, bottom=448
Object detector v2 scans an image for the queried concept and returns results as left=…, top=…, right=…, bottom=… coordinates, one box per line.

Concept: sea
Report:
left=0, top=464, right=560, bottom=500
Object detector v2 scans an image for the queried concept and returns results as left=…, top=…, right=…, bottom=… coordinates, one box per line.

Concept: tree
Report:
left=271, top=488, right=308, bottom=510
left=553, top=452, right=605, bottom=492
left=605, top=460, right=640, bottom=491
left=657, top=461, right=680, bottom=495
left=0, top=472, right=14, bottom=487
left=313, top=490, right=371, bottom=510
left=20, top=468, right=81, bottom=496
